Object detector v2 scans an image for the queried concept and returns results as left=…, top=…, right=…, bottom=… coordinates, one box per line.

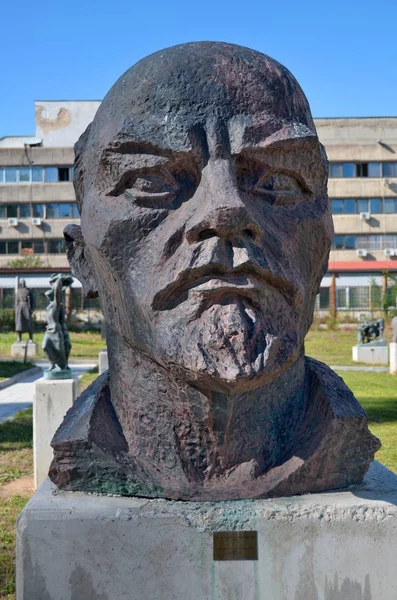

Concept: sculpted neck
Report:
left=107, top=332, right=308, bottom=483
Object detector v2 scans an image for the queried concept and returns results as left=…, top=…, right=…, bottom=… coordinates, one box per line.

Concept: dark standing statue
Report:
left=50, top=42, right=380, bottom=500
left=15, top=279, right=34, bottom=342
left=42, top=274, right=73, bottom=379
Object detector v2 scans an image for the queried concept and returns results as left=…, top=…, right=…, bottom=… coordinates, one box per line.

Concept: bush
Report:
left=0, top=309, right=15, bottom=330
left=7, top=255, right=45, bottom=268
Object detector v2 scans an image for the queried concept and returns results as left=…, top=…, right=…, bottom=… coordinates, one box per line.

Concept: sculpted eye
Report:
left=254, top=172, right=307, bottom=206
left=125, top=173, right=178, bottom=207
left=236, top=155, right=312, bottom=208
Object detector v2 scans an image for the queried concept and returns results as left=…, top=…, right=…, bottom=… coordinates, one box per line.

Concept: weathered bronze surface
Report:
left=42, top=273, right=73, bottom=378
left=213, top=531, right=258, bottom=561
left=49, top=42, right=380, bottom=500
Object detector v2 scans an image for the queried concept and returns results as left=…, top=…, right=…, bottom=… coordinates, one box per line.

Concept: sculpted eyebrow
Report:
left=104, top=138, right=175, bottom=158
left=244, top=134, right=320, bottom=154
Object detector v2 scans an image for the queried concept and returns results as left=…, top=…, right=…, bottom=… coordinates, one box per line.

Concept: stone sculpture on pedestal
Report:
left=42, top=273, right=73, bottom=379
left=49, top=42, right=380, bottom=500
left=15, top=279, right=34, bottom=342
left=357, top=318, right=385, bottom=344
left=12, top=279, right=38, bottom=358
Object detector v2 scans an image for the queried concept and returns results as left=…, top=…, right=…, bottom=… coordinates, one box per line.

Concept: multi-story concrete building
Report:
left=0, top=104, right=396, bottom=317
left=0, top=101, right=100, bottom=313
left=316, top=117, right=397, bottom=316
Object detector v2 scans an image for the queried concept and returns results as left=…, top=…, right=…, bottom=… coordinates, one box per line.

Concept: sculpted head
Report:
left=66, top=42, right=333, bottom=391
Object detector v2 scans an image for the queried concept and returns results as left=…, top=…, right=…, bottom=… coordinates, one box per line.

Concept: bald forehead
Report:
left=76, top=43, right=320, bottom=203
left=88, top=42, right=314, bottom=149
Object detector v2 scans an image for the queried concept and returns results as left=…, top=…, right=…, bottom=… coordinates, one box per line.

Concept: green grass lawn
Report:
left=0, top=331, right=103, bottom=360
left=304, top=327, right=393, bottom=366
left=337, top=371, right=397, bottom=473
left=0, top=362, right=36, bottom=381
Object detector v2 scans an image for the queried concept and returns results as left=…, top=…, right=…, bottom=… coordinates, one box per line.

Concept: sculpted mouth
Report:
left=152, top=265, right=300, bottom=311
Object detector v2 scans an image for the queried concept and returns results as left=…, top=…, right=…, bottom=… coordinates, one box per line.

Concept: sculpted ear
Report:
left=63, top=224, right=98, bottom=298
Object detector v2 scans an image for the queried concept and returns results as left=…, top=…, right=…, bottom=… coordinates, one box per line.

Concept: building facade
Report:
left=0, top=105, right=396, bottom=317
left=316, top=117, right=397, bottom=316
left=0, top=101, right=100, bottom=316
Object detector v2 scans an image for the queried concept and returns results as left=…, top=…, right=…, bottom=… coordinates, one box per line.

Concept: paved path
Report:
left=0, top=364, right=96, bottom=423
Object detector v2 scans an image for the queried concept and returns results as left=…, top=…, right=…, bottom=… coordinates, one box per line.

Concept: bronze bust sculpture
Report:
left=50, top=42, right=380, bottom=500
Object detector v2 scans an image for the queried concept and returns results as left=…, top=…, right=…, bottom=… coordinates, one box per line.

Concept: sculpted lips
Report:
left=152, top=264, right=300, bottom=311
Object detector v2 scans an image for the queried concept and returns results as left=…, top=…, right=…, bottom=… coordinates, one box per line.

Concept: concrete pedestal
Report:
left=33, top=377, right=80, bottom=490
left=352, top=343, right=389, bottom=365
left=390, top=343, right=397, bottom=375
left=11, top=340, right=38, bottom=358
left=98, top=348, right=108, bottom=374
left=17, top=461, right=397, bottom=600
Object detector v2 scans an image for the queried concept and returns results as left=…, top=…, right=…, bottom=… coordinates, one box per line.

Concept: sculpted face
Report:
left=67, top=42, right=333, bottom=390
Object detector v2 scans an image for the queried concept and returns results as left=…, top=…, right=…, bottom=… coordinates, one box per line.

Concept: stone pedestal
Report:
left=390, top=343, right=397, bottom=375
left=33, top=377, right=80, bottom=490
left=11, top=340, right=38, bottom=358
left=17, top=461, right=397, bottom=600
left=352, top=343, right=389, bottom=365
left=98, top=348, right=108, bottom=374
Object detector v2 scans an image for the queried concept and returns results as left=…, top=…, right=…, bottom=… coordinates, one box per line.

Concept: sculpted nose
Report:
left=185, top=159, right=263, bottom=245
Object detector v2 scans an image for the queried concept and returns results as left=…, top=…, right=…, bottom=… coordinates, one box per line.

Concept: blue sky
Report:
left=1, top=0, right=396, bottom=136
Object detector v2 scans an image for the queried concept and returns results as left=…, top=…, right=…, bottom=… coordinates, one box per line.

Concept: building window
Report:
left=5, top=168, right=18, bottom=183
left=7, top=241, right=18, bottom=254
left=370, top=198, right=382, bottom=213
left=33, top=240, right=45, bottom=253
left=46, top=203, right=59, bottom=218
left=32, top=167, right=44, bottom=182
left=45, top=168, right=58, bottom=182
left=58, top=167, right=70, bottom=181
left=48, top=239, right=66, bottom=253
left=357, top=199, right=368, bottom=213
left=329, top=162, right=383, bottom=178
left=344, top=199, right=356, bottom=213
left=331, top=200, right=343, bottom=214
left=0, top=202, right=79, bottom=219
left=19, top=204, right=31, bottom=218
left=32, top=204, right=45, bottom=218
left=383, top=163, right=397, bottom=177
left=336, top=288, right=348, bottom=309
left=331, top=198, right=396, bottom=214
left=0, top=166, right=74, bottom=184
left=0, top=239, right=65, bottom=255
left=384, top=199, right=397, bottom=213
left=319, top=287, right=330, bottom=309
left=6, top=205, right=18, bottom=219
left=59, top=203, right=71, bottom=218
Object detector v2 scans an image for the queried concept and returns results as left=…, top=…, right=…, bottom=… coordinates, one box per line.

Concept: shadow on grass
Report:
left=0, top=407, right=32, bottom=448
left=0, top=361, right=35, bottom=379
left=360, top=397, right=397, bottom=424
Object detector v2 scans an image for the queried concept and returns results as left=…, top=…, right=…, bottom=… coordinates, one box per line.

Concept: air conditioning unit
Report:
left=7, top=218, right=19, bottom=227
left=359, top=212, right=371, bottom=221
left=384, top=248, right=397, bottom=257
left=356, top=249, right=368, bottom=257
left=32, top=218, right=42, bottom=226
